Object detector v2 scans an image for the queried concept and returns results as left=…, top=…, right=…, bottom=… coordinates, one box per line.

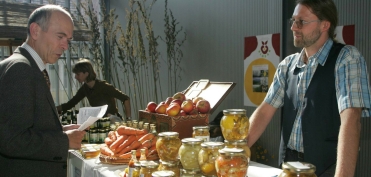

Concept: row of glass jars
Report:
left=156, top=131, right=250, bottom=177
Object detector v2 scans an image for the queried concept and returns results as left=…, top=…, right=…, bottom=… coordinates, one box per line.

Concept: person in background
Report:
left=246, top=0, right=371, bottom=176
left=56, top=58, right=132, bottom=121
left=0, top=5, right=85, bottom=177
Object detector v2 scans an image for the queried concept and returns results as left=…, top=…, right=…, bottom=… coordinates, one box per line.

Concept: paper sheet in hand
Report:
left=77, top=105, right=108, bottom=131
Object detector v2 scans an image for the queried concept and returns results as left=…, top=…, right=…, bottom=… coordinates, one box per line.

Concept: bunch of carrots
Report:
left=100, top=125, right=158, bottom=159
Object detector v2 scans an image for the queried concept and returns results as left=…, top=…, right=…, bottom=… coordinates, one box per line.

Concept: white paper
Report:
left=77, top=105, right=108, bottom=131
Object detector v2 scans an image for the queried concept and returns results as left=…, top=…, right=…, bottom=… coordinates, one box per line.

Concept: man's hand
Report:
left=63, top=124, right=80, bottom=131
left=65, top=129, right=85, bottom=149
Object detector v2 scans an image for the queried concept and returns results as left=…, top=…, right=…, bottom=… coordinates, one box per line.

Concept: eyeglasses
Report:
left=289, top=19, right=321, bottom=29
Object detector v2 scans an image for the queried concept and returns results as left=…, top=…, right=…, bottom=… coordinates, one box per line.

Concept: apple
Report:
left=179, top=110, right=187, bottom=116
left=171, top=99, right=183, bottom=106
left=146, top=101, right=157, bottom=113
left=155, top=103, right=167, bottom=114
left=172, top=92, right=186, bottom=102
left=192, top=97, right=204, bottom=105
left=196, top=100, right=210, bottom=114
left=188, top=108, right=199, bottom=115
left=164, top=97, right=174, bottom=106
left=166, top=103, right=181, bottom=116
left=181, top=100, right=194, bottom=113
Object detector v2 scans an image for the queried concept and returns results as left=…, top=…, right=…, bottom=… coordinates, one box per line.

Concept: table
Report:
left=67, top=150, right=282, bottom=177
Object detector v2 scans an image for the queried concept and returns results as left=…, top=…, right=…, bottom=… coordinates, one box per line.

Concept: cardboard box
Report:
left=139, top=79, right=236, bottom=139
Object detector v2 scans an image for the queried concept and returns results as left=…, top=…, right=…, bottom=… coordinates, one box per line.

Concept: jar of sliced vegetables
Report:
left=215, top=148, right=248, bottom=177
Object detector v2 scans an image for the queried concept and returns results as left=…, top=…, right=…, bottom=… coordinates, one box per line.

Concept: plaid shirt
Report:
left=264, top=39, right=371, bottom=152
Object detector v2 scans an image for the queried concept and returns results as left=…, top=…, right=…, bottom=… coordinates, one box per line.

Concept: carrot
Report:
left=138, top=133, right=155, bottom=144
left=100, top=144, right=115, bottom=156
left=138, top=139, right=152, bottom=149
left=150, top=136, right=157, bottom=147
left=135, top=133, right=146, bottom=141
left=108, top=131, right=117, bottom=142
left=118, top=151, right=131, bottom=158
left=148, top=148, right=157, bottom=156
left=119, top=140, right=142, bottom=155
left=110, top=135, right=127, bottom=152
left=117, top=126, right=147, bottom=136
left=104, top=137, right=114, bottom=146
left=115, top=135, right=136, bottom=153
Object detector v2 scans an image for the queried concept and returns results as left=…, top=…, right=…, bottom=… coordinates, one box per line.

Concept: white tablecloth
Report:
left=68, top=150, right=282, bottom=177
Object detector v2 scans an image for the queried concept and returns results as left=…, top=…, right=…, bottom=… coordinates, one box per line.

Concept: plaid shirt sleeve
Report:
left=336, top=45, right=371, bottom=117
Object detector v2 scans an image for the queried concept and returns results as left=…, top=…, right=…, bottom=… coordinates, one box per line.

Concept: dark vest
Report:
left=282, top=43, right=344, bottom=175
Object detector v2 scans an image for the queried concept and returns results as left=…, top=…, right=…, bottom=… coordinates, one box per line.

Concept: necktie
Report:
left=42, top=69, right=51, bottom=89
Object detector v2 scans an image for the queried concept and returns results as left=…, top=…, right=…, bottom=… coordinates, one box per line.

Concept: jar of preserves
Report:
left=156, top=132, right=182, bottom=162
left=180, top=169, right=202, bottom=177
left=158, top=160, right=180, bottom=177
left=192, top=126, right=210, bottom=142
left=98, top=129, right=106, bottom=144
left=152, top=170, right=175, bottom=177
left=89, top=129, right=98, bottom=143
left=224, top=140, right=251, bottom=161
left=133, top=162, right=141, bottom=177
left=140, top=161, right=159, bottom=177
left=179, top=138, right=202, bottom=172
left=220, top=109, right=249, bottom=141
left=215, top=148, right=248, bottom=177
left=279, top=162, right=317, bottom=177
left=198, top=142, right=224, bottom=176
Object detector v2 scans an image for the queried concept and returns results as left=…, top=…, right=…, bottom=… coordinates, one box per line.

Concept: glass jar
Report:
left=198, top=142, right=224, bottom=176
left=133, top=162, right=141, bottom=177
left=152, top=170, right=175, bottom=177
left=180, top=169, right=202, bottom=177
left=89, top=129, right=98, bottom=143
left=192, top=126, right=210, bottom=142
left=158, top=160, right=180, bottom=177
left=215, top=148, right=248, bottom=177
left=98, top=129, right=106, bottom=144
left=279, top=162, right=317, bottom=177
left=140, top=161, right=159, bottom=177
left=220, top=109, right=250, bottom=141
left=224, top=140, right=251, bottom=161
left=179, top=138, right=202, bottom=172
left=156, top=132, right=182, bottom=162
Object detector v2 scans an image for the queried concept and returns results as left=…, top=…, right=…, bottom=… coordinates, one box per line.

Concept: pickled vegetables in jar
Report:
left=158, top=160, right=180, bottom=177
left=220, top=109, right=249, bottom=141
left=179, top=138, right=202, bottom=172
left=279, top=162, right=317, bottom=177
left=198, top=142, right=224, bottom=176
left=224, top=140, right=251, bottom=162
left=215, top=148, right=248, bottom=177
left=156, top=132, right=182, bottom=162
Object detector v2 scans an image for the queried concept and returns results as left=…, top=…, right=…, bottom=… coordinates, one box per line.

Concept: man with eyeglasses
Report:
left=246, top=0, right=371, bottom=176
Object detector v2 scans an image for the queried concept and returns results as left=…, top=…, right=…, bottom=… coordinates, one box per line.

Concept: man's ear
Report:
left=321, top=20, right=331, bottom=32
left=29, top=22, right=40, bottom=40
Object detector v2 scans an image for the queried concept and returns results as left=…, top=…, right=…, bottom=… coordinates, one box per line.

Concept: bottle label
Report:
left=128, top=167, right=134, bottom=176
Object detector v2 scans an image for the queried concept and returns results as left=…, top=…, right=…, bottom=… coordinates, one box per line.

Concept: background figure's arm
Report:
left=247, top=102, right=277, bottom=147
left=335, top=107, right=361, bottom=177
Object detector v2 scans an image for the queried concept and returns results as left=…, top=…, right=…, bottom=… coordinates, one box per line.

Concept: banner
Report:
left=334, top=25, right=355, bottom=45
left=244, top=33, right=280, bottom=107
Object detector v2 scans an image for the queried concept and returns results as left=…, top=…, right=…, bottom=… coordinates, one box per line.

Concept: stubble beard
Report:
left=293, top=27, right=322, bottom=48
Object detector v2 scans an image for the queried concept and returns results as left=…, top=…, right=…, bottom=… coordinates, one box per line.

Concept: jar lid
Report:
left=219, top=147, right=245, bottom=156
left=160, top=160, right=179, bottom=167
left=181, top=137, right=202, bottom=144
left=140, top=160, right=159, bottom=168
left=201, top=141, right=224, bottom=149
left=158, top=132, right=179, bottom=138
left=192, top=126, right=209, bottom=130
left=282, top=162, right=316, bottom=173
left=152, top=170, right=175, bottom=177
left=223, top=109, right=246, bottom=114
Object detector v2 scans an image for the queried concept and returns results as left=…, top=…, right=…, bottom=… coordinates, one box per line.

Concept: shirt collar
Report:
left=21, top=43, right=46, bottom=72
left=296, top=39, right=334, bottom=67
